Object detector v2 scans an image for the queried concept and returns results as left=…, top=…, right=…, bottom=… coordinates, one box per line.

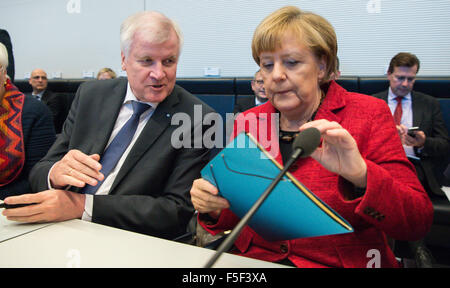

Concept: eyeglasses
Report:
left=32, top=76, right=48, bottom=80
left=393, top=75, right=416, bottom=83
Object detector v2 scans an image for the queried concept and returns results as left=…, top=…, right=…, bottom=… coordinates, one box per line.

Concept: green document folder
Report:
left=201, top=132, right=353, bottom=241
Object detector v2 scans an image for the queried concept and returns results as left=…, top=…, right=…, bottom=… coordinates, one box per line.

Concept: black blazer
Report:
left=233, top=95, right=256, bottom=113
left=26, top=90, right=67, bottom=134
left=0, top=96, right=56, bottom=199
left=29, top=78, right=215, bottom=239
left=373, top=90, right=450, bottom=195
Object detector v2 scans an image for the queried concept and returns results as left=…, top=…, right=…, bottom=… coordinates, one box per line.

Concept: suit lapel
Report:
left=411, top=92, right=424, bottom=127
left=91, top=78, right=128, bottom=155
left=109, top=85, right=180, bottom=192
left=317, top=81, right=344, bottom=124
left=379, top=91, right=388, bottom=102
left=41, top=90, right=52, bottom=103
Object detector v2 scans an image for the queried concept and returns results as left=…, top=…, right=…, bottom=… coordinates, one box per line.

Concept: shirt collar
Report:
left=33, top=90, right=45, bottom=98
left=124, top=82, right=159, bottom=109
left=388, top=87, right=411, bottom=102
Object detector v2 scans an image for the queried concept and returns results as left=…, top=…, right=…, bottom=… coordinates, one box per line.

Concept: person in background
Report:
left=233, top=69, right=268, bottom=113
left=0, top=43, right=55, bottom=199
left=190, top=6, right=433, bottom=268
left=373, top=52, right=449, bottom=267
left=373, top=52, right=449, bottom=197
left=97, top=67, right=117, bottom=80
left=27, top=69, right=52, bottom=102
left=26, top=68, right=66, bottom=134
left=2, top=11, right=214, bottom=241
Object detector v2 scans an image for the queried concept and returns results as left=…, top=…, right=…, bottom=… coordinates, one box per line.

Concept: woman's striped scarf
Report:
left=0, top=78, right=25, bottom=186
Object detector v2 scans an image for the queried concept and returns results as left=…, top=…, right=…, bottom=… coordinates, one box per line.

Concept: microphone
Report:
left=204, top=127, right=321, bottom=268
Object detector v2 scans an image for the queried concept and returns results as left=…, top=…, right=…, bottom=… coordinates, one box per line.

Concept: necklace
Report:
left=279, top=90, right=325, bottom=142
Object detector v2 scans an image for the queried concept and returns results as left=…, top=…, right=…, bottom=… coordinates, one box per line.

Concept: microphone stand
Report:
left=203, top=148, right=303, bottom=268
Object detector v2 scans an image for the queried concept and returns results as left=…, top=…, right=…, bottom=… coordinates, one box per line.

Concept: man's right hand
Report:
left=49, top=149, right=104, bottom=189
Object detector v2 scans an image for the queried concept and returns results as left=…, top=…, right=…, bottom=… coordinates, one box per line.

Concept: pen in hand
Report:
left=0, top=202, right=33, bottom=209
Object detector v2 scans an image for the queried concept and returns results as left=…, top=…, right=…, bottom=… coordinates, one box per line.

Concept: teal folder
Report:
left=201, top=132, right=353, bottom=241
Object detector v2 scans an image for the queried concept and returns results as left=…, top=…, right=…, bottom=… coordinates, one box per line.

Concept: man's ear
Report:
left=121, top=51, right=126, bottom=71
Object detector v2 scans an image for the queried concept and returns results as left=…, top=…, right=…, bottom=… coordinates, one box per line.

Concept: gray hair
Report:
left=0, top=43, right=8, bottom=72
left=120, top=11, right=183, bottom=57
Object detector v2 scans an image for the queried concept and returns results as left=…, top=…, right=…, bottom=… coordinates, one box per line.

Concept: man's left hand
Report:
left=403, top=130, right=426, bottom=148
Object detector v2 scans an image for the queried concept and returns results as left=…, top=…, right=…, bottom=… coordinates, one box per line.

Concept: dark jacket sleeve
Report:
left=419, top=96, right=450, bottom=158
left=0, top=96, right=55, bottom=199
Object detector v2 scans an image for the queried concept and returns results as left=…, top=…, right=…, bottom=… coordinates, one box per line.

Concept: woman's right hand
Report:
left=190, top=178, right=230, bottom=218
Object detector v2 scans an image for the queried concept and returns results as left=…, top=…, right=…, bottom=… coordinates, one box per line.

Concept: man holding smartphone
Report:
left=373, top=52, right=449, bottom=197
left=373, top=52, right=449, bottom=267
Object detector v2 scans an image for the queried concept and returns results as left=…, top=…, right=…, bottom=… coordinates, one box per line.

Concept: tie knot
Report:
left=395, top=96, right=403, bottom=103
left=131, top=101, right=150, bottom=117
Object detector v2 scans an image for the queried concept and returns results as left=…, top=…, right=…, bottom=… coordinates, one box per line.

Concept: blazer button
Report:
left=363, top=207, right=375, bottom=215
left=280, top=243, right=289, bottom=254
left=376, top=214, right=385, bottom=221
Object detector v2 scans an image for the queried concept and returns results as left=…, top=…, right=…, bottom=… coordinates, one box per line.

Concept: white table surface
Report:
left=0, top=218, right=286, bottom=268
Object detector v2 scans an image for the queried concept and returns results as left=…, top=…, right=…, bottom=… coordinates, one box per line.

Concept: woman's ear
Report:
left=318, top=57, right=327, bottom=81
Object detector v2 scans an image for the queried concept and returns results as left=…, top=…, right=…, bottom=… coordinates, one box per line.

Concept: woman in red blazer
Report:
left=190, top=6, right=433, bottom=268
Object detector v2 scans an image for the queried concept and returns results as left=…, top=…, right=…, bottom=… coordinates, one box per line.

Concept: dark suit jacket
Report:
left=0, top=95, right=56, bottom=199
left=233, top=95, right=256, bottom=113
left=26, top=90, right=68, bottom=134
left=29, top=77, right=215, bottom=239
left=373, top=90, right=450, bottom=196
left=0, top=29, right=14, bottom=82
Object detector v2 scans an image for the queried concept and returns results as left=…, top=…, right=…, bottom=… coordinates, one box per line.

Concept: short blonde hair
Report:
left=0, top=43, right=8, bottom=72
left=97, top=67, right=117, bottom=79
left=252, top=6, right=337, bottom=83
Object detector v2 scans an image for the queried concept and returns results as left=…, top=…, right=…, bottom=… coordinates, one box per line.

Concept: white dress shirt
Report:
left=32, top=91, right=45, bottom=101
left=387, top=88, right=415, bottom=157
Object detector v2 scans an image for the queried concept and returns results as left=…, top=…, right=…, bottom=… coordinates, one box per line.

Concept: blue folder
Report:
left=201, top=132, right=353, bottom=241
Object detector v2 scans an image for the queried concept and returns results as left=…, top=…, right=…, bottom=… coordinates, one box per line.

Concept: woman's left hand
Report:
left=300, top=120, right=367, bottom=188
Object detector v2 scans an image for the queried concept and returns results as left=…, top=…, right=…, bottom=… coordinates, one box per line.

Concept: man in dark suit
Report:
left=233, top=70, right=268, bottom=113
left=373, top=52, right=449, bottom=197
left=2, top=11, right=214, bottom=240
left=26, top=68, right=66, bottom=133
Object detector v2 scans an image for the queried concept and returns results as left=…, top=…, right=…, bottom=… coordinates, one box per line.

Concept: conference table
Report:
left=0, top=215, right=286, bottom=268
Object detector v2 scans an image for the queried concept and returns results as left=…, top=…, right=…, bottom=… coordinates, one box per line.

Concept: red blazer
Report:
left=200, top=81, right=433, bottom=268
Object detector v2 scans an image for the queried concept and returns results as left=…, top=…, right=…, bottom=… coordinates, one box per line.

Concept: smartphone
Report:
left=407, top=126, right=420, bottom=137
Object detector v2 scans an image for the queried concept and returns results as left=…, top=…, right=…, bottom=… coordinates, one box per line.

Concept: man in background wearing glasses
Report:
left=233, top=69, right=268, bottom=113
left=26, top=68, right=66, bottom=134
left=373, top=52, right=449, bottom=267
left=373, top=52, right=449, bottom=196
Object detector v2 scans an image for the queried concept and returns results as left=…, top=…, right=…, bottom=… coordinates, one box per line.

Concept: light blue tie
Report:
left=81, top=101, right=150, bottom=195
